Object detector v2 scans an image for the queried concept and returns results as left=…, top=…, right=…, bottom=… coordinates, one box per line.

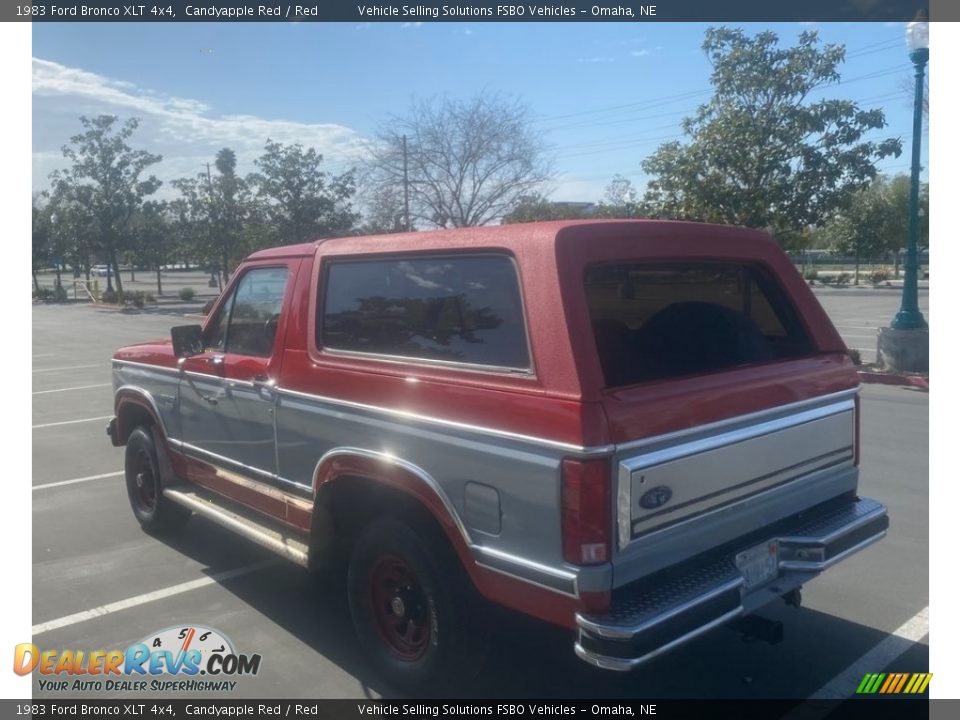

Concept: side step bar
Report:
left=164, top=487, right=310, bottom=568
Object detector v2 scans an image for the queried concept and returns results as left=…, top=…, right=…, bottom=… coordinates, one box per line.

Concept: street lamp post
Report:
left=891, top=19, right=928, bottom=331
left=877, top=17, right=929, bottom=372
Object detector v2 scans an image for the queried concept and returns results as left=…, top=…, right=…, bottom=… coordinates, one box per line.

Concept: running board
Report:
left=163, top=487, right=310, bottom=568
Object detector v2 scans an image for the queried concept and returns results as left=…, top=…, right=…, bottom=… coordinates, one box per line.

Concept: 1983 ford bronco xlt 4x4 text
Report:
left=108, top=220, right=888, bottom=688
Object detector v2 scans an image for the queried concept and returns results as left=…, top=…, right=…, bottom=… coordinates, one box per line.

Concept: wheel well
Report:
left=311, top=476, right=454, bottom=570
left=116, top=401, right=157, bottom=445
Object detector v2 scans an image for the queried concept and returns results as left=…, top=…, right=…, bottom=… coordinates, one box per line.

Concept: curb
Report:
left=857, top=370, right=928, bottom=391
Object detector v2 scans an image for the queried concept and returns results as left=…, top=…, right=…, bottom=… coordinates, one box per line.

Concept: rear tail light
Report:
left=562, top=458, right=611, bottom=565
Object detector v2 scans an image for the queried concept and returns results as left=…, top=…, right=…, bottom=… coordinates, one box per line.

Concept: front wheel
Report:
left=347, top=517, right=485, bottom=692
left=124, top=426, right=191, bottom=535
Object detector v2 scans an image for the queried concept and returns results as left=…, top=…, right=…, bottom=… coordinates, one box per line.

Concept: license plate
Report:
left=735, top=541, right=779, bottom=590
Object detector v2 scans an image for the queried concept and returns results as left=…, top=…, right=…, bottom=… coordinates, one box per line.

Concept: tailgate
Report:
left=611, top=389, right=859, bottom=586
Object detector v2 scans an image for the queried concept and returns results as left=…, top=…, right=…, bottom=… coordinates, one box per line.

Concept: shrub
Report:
left=101, top=288, right=118, bottom=304
left=178, top=287, right=195, bottom=302
left=33, top=288, right=54, bottom=302
left=145, top=293, right=156, bottom=303
left=834, top=272, right=852, bottom=286
left=848, top=348, right=862, bottom=366
left=803, top=268, right=819, bottom=281
left=130, top=291, right=146, bottom=309
left=53, top=285, right=68, bottom=303
left=869, top=270, right=891, bottom=284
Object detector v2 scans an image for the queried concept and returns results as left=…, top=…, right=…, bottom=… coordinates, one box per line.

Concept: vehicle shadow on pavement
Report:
left=155, top=518, right=928, bottom=701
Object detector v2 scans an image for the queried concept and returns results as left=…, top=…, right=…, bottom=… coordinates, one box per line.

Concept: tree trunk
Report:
left=854, top=243, right=860, bottom=286
left=33, top=270, right=40, bottom=293
left=109, top=248, right=124, bottom=298
left=156, top=266, right=163, bottom=296
left=895, top=253, right=901, bottom=279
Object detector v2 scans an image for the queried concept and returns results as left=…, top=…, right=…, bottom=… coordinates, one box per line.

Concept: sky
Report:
left=32, top=21, right=928, bottom=205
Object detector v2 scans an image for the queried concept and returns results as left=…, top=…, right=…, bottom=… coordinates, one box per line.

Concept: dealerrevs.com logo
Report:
left=15, top=625, right=262, bottom=693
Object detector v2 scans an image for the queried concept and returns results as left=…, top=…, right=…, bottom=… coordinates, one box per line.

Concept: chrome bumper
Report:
left=575, top=496, right=888, bottom=671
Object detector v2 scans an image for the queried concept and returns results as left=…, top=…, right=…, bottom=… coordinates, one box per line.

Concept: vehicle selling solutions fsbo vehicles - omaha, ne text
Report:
left=106, top=220, right=889, bottom=688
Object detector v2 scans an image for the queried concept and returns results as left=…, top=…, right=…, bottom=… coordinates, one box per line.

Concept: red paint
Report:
left=111, top=220, right=861, bottom=629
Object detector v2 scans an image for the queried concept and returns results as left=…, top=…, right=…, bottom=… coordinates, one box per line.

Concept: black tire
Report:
left=124, top=426, right=191, bottom=535
left=347, top=516, right=486, bottom=693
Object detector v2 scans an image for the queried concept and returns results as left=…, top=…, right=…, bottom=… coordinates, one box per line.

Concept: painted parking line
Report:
left=806, top=606, right=929, bottom=700
left=33, top=383, right=111, bottom=396
left=33, top=471, right=123, bottom=491
left=32, top=364, right=100, bottom=374
left=32, top=559, right=278, bottom=636
left=32, top=353, right=56, bottom=358
left=32, top=415, right=113, bottom=429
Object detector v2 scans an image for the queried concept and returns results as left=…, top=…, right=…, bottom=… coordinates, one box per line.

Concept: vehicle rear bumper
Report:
left=574, top=496, right=888, bottom=671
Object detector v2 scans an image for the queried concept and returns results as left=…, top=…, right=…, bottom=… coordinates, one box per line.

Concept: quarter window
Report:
left=320, top=255, right=530, bottom=371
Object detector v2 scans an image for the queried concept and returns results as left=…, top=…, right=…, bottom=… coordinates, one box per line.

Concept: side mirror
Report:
left=171, top=325, right=203, bottom=358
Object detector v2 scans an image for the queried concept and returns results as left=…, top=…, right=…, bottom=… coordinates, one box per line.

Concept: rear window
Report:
left=585, top=262, right=814, bottom=387
left=320, top=254, right=530, bottom=371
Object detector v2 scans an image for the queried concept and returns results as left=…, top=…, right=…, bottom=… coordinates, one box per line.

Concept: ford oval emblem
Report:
left=640, top=486, right=673, bottom=510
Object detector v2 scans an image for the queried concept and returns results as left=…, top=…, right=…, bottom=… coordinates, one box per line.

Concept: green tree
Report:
left=32, top=195, right=51, bottom=294
left=251, top=139, right=357, bottom=244
left=130, top=200, right=171, bottom=296
left=818, top=174, right=929, bottom=281
left=642, top=28, right=902, bottom=232
left=596, top=175, right=645, bottom=218
left=51, top=115, right=162, bottom=299
left=501, top=194, right=591, bottom=224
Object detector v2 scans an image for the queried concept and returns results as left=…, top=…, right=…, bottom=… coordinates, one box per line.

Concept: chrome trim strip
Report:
left=576, top=577, right=743, bottom=640
left=113, top=385, right=175, bottom=445
left=280, top=387, right=615, bottom=457
left=312, top=447, right=474, bottom=546
left=779, top=530, right=888, bottom=572
left=169, top=437, right=312, bottom=495
left=575, top=606, right=745, bottom=671
left=614, top=387, right=859, bottom=454
left=180, top=441, right=277, bottom=482
left=621, top=400, right=854, bottom=473
left=321, top=346, right=533, bottom=377
left=113, top=359, right=181, bottom=376
left=471, top=545, right=579, bottom=598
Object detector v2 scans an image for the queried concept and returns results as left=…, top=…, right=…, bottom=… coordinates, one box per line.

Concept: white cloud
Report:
left=401, top=22, right=423, bottom=28
left=32, top=57, right=366, bottom=196
left=631, top=49, right=651, bottom=57
left=578, top=56, right=615, bottom=64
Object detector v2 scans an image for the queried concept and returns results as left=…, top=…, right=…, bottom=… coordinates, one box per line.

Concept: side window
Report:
left=204, top=267, right=290, bottom=358
left=319, top=255, right=530, bottom=371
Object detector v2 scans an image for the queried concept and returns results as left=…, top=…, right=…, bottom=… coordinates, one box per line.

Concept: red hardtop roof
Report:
left=244, top=220, right=773, bottom=261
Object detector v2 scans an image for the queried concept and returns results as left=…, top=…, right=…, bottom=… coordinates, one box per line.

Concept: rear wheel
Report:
left=124, top=427, right=191, bottom=535
left=347, top=517, right=485, bottom=692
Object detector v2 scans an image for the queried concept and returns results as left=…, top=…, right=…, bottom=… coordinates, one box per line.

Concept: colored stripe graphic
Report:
left=857, top=672, right=931, bottom=694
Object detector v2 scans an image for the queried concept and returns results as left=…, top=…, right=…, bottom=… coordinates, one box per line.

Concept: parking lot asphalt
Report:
left=31, top=303, right=928, bottom=700
left=812, top=287, right=930, bottom=366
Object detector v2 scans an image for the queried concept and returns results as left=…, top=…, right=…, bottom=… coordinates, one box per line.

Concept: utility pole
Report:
left=205, top=162, right=221, bottom=290
left=402, top=135, right=411, bottom=232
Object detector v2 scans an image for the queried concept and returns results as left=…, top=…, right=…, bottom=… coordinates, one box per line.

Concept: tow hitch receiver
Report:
left=726, top=614, right=784, bottom=645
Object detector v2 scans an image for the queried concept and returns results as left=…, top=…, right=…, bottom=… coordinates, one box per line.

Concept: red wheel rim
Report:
left=368, top=555, right=430, bottom=661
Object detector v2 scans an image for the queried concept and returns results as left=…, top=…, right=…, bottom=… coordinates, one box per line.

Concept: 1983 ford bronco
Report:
left=108, top=220, right=888, bottom=688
